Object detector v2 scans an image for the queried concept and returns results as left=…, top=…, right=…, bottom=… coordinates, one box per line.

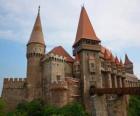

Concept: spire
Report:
left=104, top=49, right=110, bottom=60
left=73, top=6, right=100, bottom=46
left=115, top=56, right=120, bottom=65
left=28, top=6, right=45, bottom=45
left=120, top=58, right=124, bottom=67
left=110, top=53, right=115, bottom=62
left=124, top=54, right=133, bottom=65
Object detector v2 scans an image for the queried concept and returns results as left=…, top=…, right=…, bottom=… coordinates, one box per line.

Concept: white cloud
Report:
left=0, top=0, right=140, bottom=50
left=0, top=0, right=140, bottom=77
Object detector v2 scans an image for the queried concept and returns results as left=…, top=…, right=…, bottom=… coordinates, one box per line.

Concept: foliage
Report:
left=43, top=105, right=60, bottom=116
left=7, top=100, right=88, bottom=116
left=0, top=98, right=6, bottom=116
left=60, top=102, right=88, bottom=116
left=128, top=96, right=140, bottom=116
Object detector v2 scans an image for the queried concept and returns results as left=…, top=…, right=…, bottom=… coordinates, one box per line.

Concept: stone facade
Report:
left=1, top=6, right=139, bottom=116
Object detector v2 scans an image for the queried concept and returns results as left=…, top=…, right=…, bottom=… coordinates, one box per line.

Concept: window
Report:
left=91, top=63, right=94, bottom=68
left=57, top=75, right=60, bottom=81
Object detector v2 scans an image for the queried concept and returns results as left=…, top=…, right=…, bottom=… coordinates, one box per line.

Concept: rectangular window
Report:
left=57, top=75, right=60, bottom=81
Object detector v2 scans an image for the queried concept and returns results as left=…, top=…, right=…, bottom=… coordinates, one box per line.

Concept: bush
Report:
left=128, top=96, right=140, bottom=116
left=8, top=100, right=88, bottom=116
left=0, top=98, right=6, bottom=116
left=60, top=102, right=88, bottom=116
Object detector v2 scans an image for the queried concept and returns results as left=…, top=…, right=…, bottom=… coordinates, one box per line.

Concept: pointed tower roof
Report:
left=120, top=59, right=124, bottom=67
left=124, top=54, right=133, bottom=65
left=110, top=53, right=115, bottom=63
left=73, top=6, right=100, bottom=46
left=104, top=49, right=110, bottom=60
left=28, top=6, right=45, bottom=45
left=115, top=56, right=120, bottom=65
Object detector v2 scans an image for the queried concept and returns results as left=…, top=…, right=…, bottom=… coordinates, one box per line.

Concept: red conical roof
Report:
left=115, top=56, right=120, bottom=65
left=73, top=6, right=100, bottom=46
left=28, top=7, right=45, bottom=45
left=124, top=54, right=133, bottom=65
left=120, top=59, right=124, bottom=67
left=104, top=49, right=110, bottom=60
left=49, top=46, right=74, bottom=63
left=110, top=53, right=115, bottom=63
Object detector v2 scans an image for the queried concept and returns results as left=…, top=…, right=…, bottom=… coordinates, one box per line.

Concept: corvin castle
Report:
left=1, top=6, right=139, bottom=116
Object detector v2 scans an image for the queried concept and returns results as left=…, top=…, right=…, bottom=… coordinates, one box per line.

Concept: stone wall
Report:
left=48, top=77, right=80, bottom=107
left=2, top=78, right=27, bottom=111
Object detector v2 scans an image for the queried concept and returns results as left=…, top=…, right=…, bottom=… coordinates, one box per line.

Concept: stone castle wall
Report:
left=49, top=77, right=80, bottom=107
left=2, top=77, right=27, bottom=111
left=3, top=78, right=26, bottom=89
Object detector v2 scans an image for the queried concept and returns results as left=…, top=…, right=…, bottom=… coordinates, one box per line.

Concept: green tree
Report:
left=27, top=99, right=44, bottom=116
left=43, top=102, right=88, bottom=116
left=60, top=102, right=88, bottom=116
left=43, top=105, right=60, bottom=116
left=128, top=96, right=140, bottom=116
left=0, top=98, right=6, bottom=116
left=7, top=99, right=44, bottom=116
left=7, top=111, right=28, bottom=116
left=8, top=100, right=88, bottom=116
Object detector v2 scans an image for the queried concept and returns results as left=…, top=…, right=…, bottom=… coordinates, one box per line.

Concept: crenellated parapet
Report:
left=3, top=78, right=27, bottom=89
left=42, top=53, right=65, bottom=63
left=50, top=80, right=68, bottom=90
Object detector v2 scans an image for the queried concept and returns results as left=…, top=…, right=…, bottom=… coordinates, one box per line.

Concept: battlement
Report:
left=50, top=80, right=68, bottom=90
left=42, top=53, right=65, bottom=63
left=3, top=77, right=27, bottom=89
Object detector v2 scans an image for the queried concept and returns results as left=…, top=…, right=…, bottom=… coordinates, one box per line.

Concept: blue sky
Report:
left=0, top=0, right=140, bottom=94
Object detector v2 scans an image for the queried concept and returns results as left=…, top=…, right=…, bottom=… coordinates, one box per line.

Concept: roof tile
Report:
left=49, top=46, right=74, bottom=63
left=73, top=7, right=100, bottom=46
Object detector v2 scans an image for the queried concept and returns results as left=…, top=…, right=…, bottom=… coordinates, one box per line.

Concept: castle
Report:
left=1, top=6, right=139, bottom=116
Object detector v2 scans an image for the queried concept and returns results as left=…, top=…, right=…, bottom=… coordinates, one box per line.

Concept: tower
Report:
left=73, top=54, right=81, bottom=79
left=73, top=6, right=107, bottom=115
left=26, top=7, right=46, bottom=100
left=124, top=54, right=133, bottom=74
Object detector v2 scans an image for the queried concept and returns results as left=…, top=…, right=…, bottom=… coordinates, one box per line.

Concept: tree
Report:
left=0, top=98, right=6, bottom=116
left=27, top=99, right=44, bottom=116
left=43, top=102, right=89, bottom=116
left=128, top=96, right=140, bottom=116
left=7, top=99, right=44, bottom=116
left=43, top=105, right=60, bottom=116
left=61, top=102, right=88, bottom=116
left=8, top=100, right=88, bottom=116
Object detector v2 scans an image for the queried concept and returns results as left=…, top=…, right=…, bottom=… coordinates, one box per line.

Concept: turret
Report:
left=72, top=6, right=107, bottom=115
left=73, top=6, right=101, bottom=55
left=124, top=54, right=133, bottom=74
left=26, top=7, right=46, bottom=100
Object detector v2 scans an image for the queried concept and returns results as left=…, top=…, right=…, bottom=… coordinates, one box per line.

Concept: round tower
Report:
left=26, top=7, right=46, bottom=100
